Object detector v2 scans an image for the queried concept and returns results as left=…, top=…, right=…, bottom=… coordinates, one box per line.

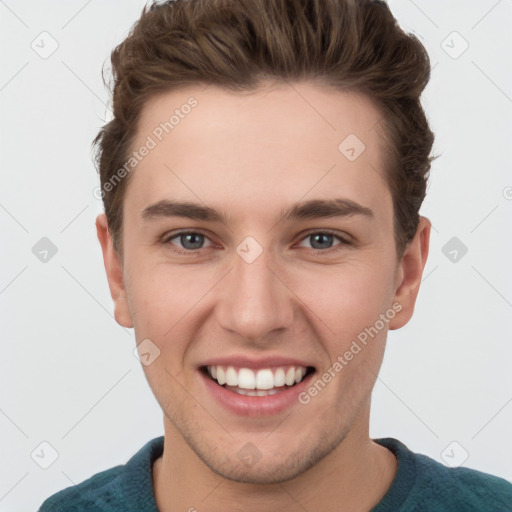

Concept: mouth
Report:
left=200, top=364, right=316, bottom=396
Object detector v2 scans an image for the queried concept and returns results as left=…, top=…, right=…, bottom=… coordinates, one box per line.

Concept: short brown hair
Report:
left=92, top=0, right=436, bottom=259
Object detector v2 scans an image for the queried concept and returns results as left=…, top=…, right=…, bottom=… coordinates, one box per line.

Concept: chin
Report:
left=189, top=427, right=349, bottom=485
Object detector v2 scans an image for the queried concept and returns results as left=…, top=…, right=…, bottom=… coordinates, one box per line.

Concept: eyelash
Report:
left=161, top=229, right=352, bottom=256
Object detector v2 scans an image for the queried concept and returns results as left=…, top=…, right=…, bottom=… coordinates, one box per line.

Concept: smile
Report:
left=199, top=363, right=316, bottom=414
left=204, top=364, right=313, bottom=395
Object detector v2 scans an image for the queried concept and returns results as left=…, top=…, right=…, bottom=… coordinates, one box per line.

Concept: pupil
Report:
left=311, top=233, right=333, bottom=249
left=182, top=233, right=203, bottom=250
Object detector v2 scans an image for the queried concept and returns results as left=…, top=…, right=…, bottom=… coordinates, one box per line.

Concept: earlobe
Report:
left=95, top=214, right=134, bottom=329
left=388, top=216, right=431, bottom=330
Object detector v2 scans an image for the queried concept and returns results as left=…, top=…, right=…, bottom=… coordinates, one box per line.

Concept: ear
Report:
left=388, top=216, right=431, bottom=330
left=95, top=213, right=133, bottom=328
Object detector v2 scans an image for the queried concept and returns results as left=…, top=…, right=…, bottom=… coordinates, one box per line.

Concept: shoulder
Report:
left=416, top=453, right=512, bottom=510
left=37, top=436, right=164, bottom=512
left=38, top=464, right=125, bottom=512
left=449, top=465, right=512, bottom=507
left=375, top=438, right=512, bottom=511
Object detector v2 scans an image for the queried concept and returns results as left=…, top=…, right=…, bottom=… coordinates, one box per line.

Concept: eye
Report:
left=296, top=230, right=350, bottom=252
left=161, top=229, right=351, bottom=255
left=162, top=231, right=214, bottom=253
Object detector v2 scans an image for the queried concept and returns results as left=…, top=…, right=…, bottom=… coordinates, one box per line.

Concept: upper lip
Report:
left=200, top=355, right=315, bottom=370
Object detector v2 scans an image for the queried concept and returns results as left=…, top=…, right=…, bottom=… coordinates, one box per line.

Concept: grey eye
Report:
left=308, top=233, right=335, bottom=250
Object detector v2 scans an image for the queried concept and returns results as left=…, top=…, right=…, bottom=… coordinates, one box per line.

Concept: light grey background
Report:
left=1, top=0, right=511, bottom=510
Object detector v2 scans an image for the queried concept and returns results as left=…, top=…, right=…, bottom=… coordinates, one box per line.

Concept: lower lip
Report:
left=199, top=369, right=315, bottom=417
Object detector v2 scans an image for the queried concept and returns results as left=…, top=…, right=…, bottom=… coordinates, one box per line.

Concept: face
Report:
left=97, top=80, right=429, bottom=484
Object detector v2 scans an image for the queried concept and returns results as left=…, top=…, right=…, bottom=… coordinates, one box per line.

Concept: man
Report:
left=39, top=0, right=512, bottom=510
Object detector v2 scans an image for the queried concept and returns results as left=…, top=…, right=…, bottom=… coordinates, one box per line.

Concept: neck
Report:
left=153, top=406, right=397, bottom=512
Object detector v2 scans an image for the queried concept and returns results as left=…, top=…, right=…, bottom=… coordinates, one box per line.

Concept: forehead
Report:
left=125, top=81, right=391, bottom=223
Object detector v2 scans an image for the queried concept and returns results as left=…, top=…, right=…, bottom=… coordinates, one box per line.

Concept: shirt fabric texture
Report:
left=38, top=436, right=512, bottom=511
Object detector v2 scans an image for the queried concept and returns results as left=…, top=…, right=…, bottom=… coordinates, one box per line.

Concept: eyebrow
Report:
left=141, top=198, right=374, bottom=224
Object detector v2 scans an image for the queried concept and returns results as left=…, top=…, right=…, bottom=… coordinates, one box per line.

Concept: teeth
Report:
left=274, top=368, right=286, bottom=387
left=216, top=366, right=226, bottom=385
left=295, top=367, right=306, bottom=384
left=285, top=367, right=295, bottom=386
left=226, top=386, right=281, bottom=396
left=206, top=364, right=309, bottom=390
left=238, top=368, right=256, bottom=389
left=226, top=366, right=238, bottom=386
left=255, top=369, right=274, bottom=390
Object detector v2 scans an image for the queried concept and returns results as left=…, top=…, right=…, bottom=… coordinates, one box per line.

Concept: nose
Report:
left=215, top=243, right=295, bottom=345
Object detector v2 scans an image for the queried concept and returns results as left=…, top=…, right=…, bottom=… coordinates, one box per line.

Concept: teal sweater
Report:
left=38, top=436, right=512, bottom=511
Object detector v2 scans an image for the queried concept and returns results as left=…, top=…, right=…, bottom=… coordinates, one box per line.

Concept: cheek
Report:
left=123, top=268, right=171, bottom=355
left=288, top=258, right=395, bottom=336
left=125, top=242, right=396, bottom=352
left=126, top=259, right=205, bottom=331
left=125, top=260, right=220, bottom=381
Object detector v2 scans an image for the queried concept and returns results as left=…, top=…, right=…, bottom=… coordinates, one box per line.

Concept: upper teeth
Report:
left=207, top=365, right=308, bottom=389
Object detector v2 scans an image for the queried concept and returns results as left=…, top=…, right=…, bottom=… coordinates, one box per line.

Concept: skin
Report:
left=96, top=80, right=430, bottom=511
